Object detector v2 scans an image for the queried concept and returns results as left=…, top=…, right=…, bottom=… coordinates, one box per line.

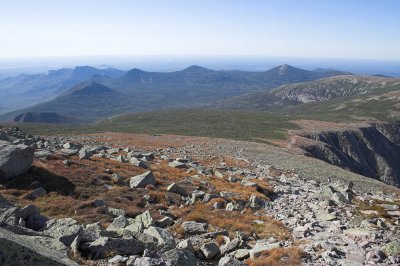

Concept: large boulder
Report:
left=88, top=237, right=144, bottom=259
left=162, top=249, right=197, bottom=266
left=0, top=226, right=79, bottom=265
left=182, top=221, right=208, bottom=235
left=201, top=242, right=220, bottom=259
left=167, top=183, right=188, bottom=197
left=43, top=218, right=82, bottom=246
left=130, top=171, right=156, bottom=188
left=143, top=226, right=176, bottom=247
left=0, top=141, right=34, bottom=179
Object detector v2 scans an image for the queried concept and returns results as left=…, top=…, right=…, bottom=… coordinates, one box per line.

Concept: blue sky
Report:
left=0, top=0, right=399, bottom=60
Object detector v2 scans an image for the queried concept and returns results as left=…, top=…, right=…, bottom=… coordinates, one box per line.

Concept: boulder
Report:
left=88, top=237, right=144, bottom=259
left=249, top=242, right=281, bottom=259
left=249, top=194, right=266, bottom=210
left=220, top=238, right=241, bottom=255
left=43, top=218, right=82, bottom=246
left=0, top=226, right=79, bottom=265
left=201, top=242, right=220, bottom=259
left=176, top=239, right=194, bottom=252
left=107, top=207, right=126, bottom=217
left=143, top=226, right=176, bottom=247
left=106, top=215, right=128, bottom=233
left=182, top=221, right=208, bottom=235
left=130, top=171, right=156, bottom=188
left=162, top=249, right=197, bottom=266
left=0, top=142, right=34, bottom=179
left=133, top=257, right=166, bottom=266
left=168, top=161, right=188, bottom=169
left=25, top=213, right=49, bottom=231
left=130, top=157, right=150, bottom=169
left=108, top=255, right=129, bottom=265
left=78, top=148, right=91, bottom=159
left=167, top=183, right=188, bottom=197
left=155, top=217, right=174, bottom=228
left=382, top=241, right=400, bottom=257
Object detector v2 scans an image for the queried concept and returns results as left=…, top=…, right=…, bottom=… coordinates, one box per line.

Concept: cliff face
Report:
left=294, top=122, right=400, bottom=187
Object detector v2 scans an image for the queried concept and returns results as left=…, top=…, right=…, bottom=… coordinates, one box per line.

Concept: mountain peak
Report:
left=182, top=65, right=212, bottom=73
left=65, top=82, right=118, bottom=96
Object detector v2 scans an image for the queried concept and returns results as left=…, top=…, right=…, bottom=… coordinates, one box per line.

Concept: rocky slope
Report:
left=291, top=122, right=400, bottom=187
left=0, top=128, right=399, bottom=265
left=221, top=76, right=400, bottom=111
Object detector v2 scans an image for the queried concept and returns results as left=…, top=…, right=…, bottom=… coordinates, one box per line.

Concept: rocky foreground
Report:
left=0, top=127, right=400, bottom=265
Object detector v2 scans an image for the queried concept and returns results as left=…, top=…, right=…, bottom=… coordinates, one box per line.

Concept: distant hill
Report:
left=13, top=112, right=76, bottom=123
left=0, top=66, right=125, bottom=113
left=1, top=82, right=147, bottom=122
left=220, top=75, right=400, bottom=112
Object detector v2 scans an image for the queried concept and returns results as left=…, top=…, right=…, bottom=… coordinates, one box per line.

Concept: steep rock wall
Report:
left=294, top=122, right=400, bottom=187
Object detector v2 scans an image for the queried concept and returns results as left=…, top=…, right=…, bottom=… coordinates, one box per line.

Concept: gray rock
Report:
left=382, top=241, right=400, bottom=257
left=133, top=257, right=166, bottom=266
left=81, top=222, right=102, bottom=243
left=162, top=249, right=197, bottom=266
left=167, top=183, right=188, bottom=197
left=143, top=226, right=176, bottom=247
left=155, top=217, right=174, bottom=228
left=249, top=242, right=281, bottom=259
left=25, top=213, right=49, bottom=231
left=107, top=207, right=126, bottom=217
left=0, top=142, right=34, bottom=179
left=22, top=187, right=47, bottom=200
left=249, top=194, right=266, bottom=210
left=107, top=215, right=128, bottom=233
left=176, top=239, right=194, bottom=252
left=182, top=221, right=208, bottom=235
left=201, top=242, right=220, bottom=259
left=0, top=194, right=14, bottom=208
left=317, top=211, right=337, bottom=222
left=88, top=237, right=144, bottom=259
left=34, top=150, right=52, bottom=159
left=70, top=235, right=81, bottom=257
left=225, top=202, right=235, bottom=211
left=126, top=255, right=139, bottom=266
left=130, top=157, right=150, bottom=169
left=234, top=249, right=249, bottom=260
left=130, top=171, right=156, bottom=188
left=108, top=255, right=129, bottom=265
left=214, top=171, right=224, bottom=178
left=138, top=210, right=154, bottom=229
left=220, top=238, right=241, bottom=255
left=78, top=148, right=91, bottom=159
left=0, top=226, right=79, bottom=265
left=218, top=256, right=246, bottom=266
left=43, top=218, right=82, bottom=246
left=168, top=161, right=188, bottom=169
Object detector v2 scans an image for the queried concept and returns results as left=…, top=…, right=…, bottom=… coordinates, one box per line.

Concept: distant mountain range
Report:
left=0, top=66, right=124, bottom=113
left=0, top=64, right=352, bottom=122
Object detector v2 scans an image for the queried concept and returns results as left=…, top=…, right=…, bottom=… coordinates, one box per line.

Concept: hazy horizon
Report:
left=1, top=0, right=399, bottom=60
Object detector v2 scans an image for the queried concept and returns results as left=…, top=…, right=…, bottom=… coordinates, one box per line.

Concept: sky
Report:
left=0, top=0, right=399, bottom=60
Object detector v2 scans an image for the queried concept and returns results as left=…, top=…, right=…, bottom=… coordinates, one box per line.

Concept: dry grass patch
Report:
left=245, top=247, right=305, bottom=266
left=206, top=176, right=273, bottom=202
left=170, top=203, right=289, bottom=240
